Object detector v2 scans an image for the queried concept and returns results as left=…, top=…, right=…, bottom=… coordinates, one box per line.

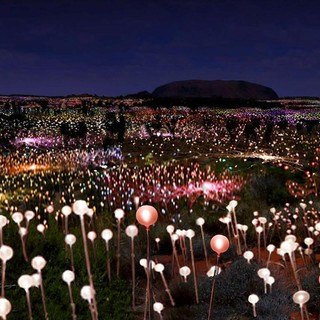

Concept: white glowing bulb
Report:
left=257, top=268, right=270, bottom=280
left=206, top=266, right=221, bottom=277
left=153, top=302, right=164, bottom=314
left=0, top=245, right=13, bottom=262
left=0, top=216, right=7, bottom=228
left=80, top=285, right=95, bottom=301
left=267, top=244, right=275, bottom=253
left=196, top=217, right=205, bottom=226
left=46, top=205, right=54, bottom=214
left=31, top=256, right=46, bottom=271
left=37, top=224, right=45, bottom=234
left=24, top=211, right=35, bottom=221
left=154, top=263, right=165, bottom=273
left=114, top=208, right=125, bottom=220
left=65, top=234, right=76, bottom=246
left=61, top=206, right=72, bottom=216
left=12, top=212, right=23, bottom=225
left=179, top=266, right=191, bottom=281
left=0, top=297, right=11, bottom=318
left=243, top=251, right=254, bottom=263
left=304, top=237, right=314, bottom=247
left=87, top=231, right=97, bottom=242
left=62, top=270, right=75, bottom=284
left=19, top=227, right=27, bottom=237
left=139, top=258, right=147, bottom=268
left=166, top=225, right=175, bottom=234
left=125, top=225, right=138, bottom=238
left=32, top=273, right=41, bottom=288
left=293, top=290, right=310, bottom=307
left=72, top=200, right=88, bottom=216
left=18, top=275, right=34, bottom=290
left=101, top=229, right=113, bottom=242
left=186, top=229, right=195, bottom=239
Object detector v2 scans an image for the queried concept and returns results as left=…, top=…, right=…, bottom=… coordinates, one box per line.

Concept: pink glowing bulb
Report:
left=210, top=235, right=229, bottom=256
left=136, top=205, right=158, bottom=229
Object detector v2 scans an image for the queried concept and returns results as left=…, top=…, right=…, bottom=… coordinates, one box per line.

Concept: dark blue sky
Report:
left=0, top=0, right=319, bottom=97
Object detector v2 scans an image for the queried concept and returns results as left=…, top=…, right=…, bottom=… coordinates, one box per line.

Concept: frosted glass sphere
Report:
left=46, top=205, right=54, bottom=214
left=61, top=206, right=72, bottom=216
left=293, top=290, right=310, bottom=306
left=171, top=234, right=179, bottom=242
left=19, top=227, right=27, bottom=237
left=179, top=266, right=191, bottom=278
left=65, top=234, right=76, bottom=246
left=248, top=294, right=259, bottom=305
left=87, top=208, right=94, bottom=218
left=186, top=229, right=195, bottom=239
left=256, top=226, right=263, bottom=234
left=32, top=273, right=41, bottom=288
left=24, top=211, right=35, bottom=221
left=37, top=224, right=45, bottom=233
left=304, top=237, right=314, bottom=246
left=270, top=208, right=276, bottom=214
left=267, top=244, right=275, bottom=253
left=150, top=260, right=155, bottom=269
left=258, top=217, right=267, bottom=224
left=166, top=225, right=175, bottom=234
left=154, top=263, right=164, bottom=273
left=31, top=256, right=46, bottom=271
left=18, top=275, right=34, bottom=290
left=229, top=200, right=238, bottom=209
left=80, top=285, right=95, bottom=301
left=72, top=200, right=88, bottom=216
left=0, top=297, right=11, bottom=318
left=114, top=208, right=125, bottom=220
left=125, top=225, right=138, bottom=238
left=87, top=231, right=97, bottom=242
left=266, top=276, right=275, bottom=286
left=101, top=229, right=113, bottom=242
left=257, top=268, right=270, bottom=280
left=285, top=235, right=297, bottom=243
left=210, top=235, right=230, bottom=256
left=139, top=259, right=147, bottom=268
left=12, top=212, right=23, bottom=225
left=0, top=245, right=13, bottom=262
left=196, top=217, right=205, bottom=226
left=62, top=270, right=75, bottom=284
left=153, top=302, right=164, bottom=314
left=0, top=215, right=8, bottom=228
left=299, top=203, right=307, bottom=210
left=133, top=196, right=139, bottom=207
left=280, top=240, right=295, bottom=254
left=136, top=205, right=158, bottom=229
left=243, top=251, right=254, bottom=263
left=207, top=266, right=221, bottom=277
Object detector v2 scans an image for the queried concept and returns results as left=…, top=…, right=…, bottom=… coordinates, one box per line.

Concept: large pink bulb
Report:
left=210, top=235, right=230, bottom=256
left=136, top=205, right=158, bottom=229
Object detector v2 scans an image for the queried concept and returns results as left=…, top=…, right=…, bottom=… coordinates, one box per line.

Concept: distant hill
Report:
left=152, top=80, right=278, bottom=100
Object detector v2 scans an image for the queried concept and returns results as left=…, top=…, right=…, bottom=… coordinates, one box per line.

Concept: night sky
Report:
left=0, top=0, right=319, bottom=97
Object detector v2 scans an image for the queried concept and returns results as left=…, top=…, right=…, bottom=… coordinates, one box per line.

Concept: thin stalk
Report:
left=80, top=216, right=98, bottom=320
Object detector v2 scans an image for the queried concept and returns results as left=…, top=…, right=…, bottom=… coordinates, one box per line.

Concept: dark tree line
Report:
left=60, top=121, right=88, bottom=147
left=224, top=116, right=319, bottom=146
left=104, top=112, right=126, bottom=145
